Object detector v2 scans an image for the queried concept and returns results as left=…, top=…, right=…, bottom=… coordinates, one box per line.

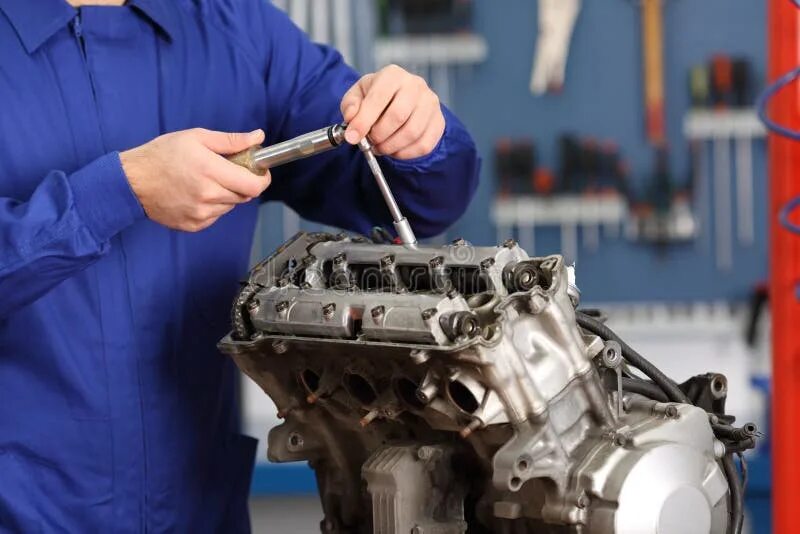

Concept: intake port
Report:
left=447, top=378, right=482, bottom=414
left=343, top=372, right=379, bottom=406
left=299, top=368, right=321, bottom=394
left=392, top=376, right=426, bottom=410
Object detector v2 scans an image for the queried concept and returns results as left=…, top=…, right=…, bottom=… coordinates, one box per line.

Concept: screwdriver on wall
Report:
left=228, top=124, right=418, bottom=247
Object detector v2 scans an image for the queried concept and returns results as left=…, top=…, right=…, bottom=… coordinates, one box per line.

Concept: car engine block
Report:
left=219, top=232, right=755, bottom=534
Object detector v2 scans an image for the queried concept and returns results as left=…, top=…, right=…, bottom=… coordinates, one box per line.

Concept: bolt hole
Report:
left=510, top=477, right=522, bottom=490
left=516, top=458, right=529, bottom=472
left=343, top=372, right=378, bottom=406
left=288, top=433, right=303, bottom=448
left=447, top=380, right=480, bottom=414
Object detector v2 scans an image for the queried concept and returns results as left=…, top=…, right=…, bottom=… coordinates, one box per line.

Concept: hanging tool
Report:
left=713, top=133, right=733, bottom=270
left=689, top=63, right=711, bottom=109
left=228, top=124, right=417, bottom=246
left=640, top=0, right=666, bottom=145
left=711, top=54, right=733, bottom=109
left=530, top=0, right=582, bottom=94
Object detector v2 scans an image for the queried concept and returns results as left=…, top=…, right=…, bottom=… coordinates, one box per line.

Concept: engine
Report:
left=219, top=232, right=755, bottom=534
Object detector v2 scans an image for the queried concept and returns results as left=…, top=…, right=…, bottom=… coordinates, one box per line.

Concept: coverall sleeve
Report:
left=253, top=3, right=481, bottom=238
left=0, top=152, right=144, bottom=317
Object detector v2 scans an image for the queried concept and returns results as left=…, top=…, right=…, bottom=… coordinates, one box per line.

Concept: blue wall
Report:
left=448, top=0, right=768, bottom=302
left=259, top=0, right=768, bottom=303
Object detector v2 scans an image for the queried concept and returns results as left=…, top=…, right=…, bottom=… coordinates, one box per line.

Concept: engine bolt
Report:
left=275, top=301, right=290, bottom=313
left=410, top=349, right=430, bottom=364
left=459, top=419, right=482, bottom=439
left=276, top=278, right=289, bottom=288
left=577, top=494, right=591, bottom=509
left=417, top=446, right=433, bottom=461
left=446, top=289, right=459, bottom=299
left=302, top=254, right=316, bottom=266
left=360, top=409, right=379, bottom=427
left=451, top=237, right=467, bottom=246
left=613, top=432, right=630, bottom=447
left=322, top=303, right=336, bottom=318
left=272, top=340, right=288, bottom=354
left=421, top=308, right=437, bottom=321
left=333, top=253, right=346, bottom=265
left=480, top=258, right=495, bottom=270
left=502, top=238, right=517, bottom=249
left=380, top=254, right=395, bottom=267
left=429, top=255, right=444, bottom=268
left=247, top=299, right=260, bottom=312
left=371, top=305, right=385, bottom=319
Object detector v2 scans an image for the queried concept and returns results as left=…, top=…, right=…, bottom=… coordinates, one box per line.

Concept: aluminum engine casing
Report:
left=219, top=232, right=729, bottom=534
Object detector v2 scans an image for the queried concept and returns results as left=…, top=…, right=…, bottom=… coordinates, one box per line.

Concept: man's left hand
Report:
left=340, top=65, right=446, bottom=160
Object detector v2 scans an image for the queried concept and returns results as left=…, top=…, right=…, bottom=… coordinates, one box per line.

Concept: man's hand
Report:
left=341, top=65, right=446, bottom=160
left=120, top=128, right=269, bottom=232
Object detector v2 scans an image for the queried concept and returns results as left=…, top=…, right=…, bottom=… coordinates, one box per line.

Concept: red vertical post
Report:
left=768, top=1, right=800, bottom=532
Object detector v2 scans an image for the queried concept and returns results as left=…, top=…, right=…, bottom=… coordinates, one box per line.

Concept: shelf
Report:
left=374, top=34, right=488, bottom=67
left=683, top=109, right=766, bottom=139
left=492, top=195, right=628, bottom=226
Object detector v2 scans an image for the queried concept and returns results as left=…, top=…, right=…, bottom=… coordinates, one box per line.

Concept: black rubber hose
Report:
left=722, top=454, right=744, bottom=534
left=619, top=377, right=670, bottom=403
left=576, top=312, right=690, bottom=404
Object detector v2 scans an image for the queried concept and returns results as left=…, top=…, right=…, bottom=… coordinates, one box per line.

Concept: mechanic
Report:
left=0, top=0, right=479, bottom=531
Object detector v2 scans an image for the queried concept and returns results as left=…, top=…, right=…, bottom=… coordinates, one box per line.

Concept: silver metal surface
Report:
left=220, top=232, right=732, bottom=533
left=358, top=138, right=418, bottom=246
left=250, top=124, right=347, bottom=171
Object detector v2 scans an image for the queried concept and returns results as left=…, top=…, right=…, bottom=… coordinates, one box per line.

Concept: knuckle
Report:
left=226, top=132, right=240, bottom=146
left=387, top=106, right=405, bottom=124
left=193, top=205, right=211, bottom=221
left=407, top=121, right=426, bottom=141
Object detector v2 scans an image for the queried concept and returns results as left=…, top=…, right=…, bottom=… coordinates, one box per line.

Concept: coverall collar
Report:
left=0, top=0, right=177, bottom=54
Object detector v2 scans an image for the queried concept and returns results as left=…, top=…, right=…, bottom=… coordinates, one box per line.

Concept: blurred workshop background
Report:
left=245, top=0, right=795, bottom=532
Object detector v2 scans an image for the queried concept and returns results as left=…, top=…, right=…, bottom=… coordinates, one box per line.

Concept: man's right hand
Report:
left=120, top=128, right=270, bottom=232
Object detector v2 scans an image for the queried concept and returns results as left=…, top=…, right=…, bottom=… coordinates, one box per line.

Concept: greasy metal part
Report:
left=358, top=138, right=418, bottom=247
left=227, top=124, right=347, bottom=174
left=220, top=232, right=735, bottom=533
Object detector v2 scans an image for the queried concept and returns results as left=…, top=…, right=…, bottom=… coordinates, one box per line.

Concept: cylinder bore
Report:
left=447, top=380, right=481, bottom=414
left=343, top=372, right=378, bottom=406
left=393, top=377, right=426, bottom=410
left=299, top=368, right=321, bottom=394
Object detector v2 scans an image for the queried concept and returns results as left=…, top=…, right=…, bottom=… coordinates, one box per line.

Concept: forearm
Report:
left=0, top=153, right=143, bottom=316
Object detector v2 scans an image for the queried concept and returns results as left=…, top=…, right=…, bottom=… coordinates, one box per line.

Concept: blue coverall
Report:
left=0, top=0, right=480, bottom=531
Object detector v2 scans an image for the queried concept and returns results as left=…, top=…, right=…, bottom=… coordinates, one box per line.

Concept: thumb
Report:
left=198, top=129, right=265, bottom=155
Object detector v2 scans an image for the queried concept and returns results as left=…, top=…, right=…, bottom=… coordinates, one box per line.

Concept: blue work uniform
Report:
left=0, top=0, right=479, bottom=531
